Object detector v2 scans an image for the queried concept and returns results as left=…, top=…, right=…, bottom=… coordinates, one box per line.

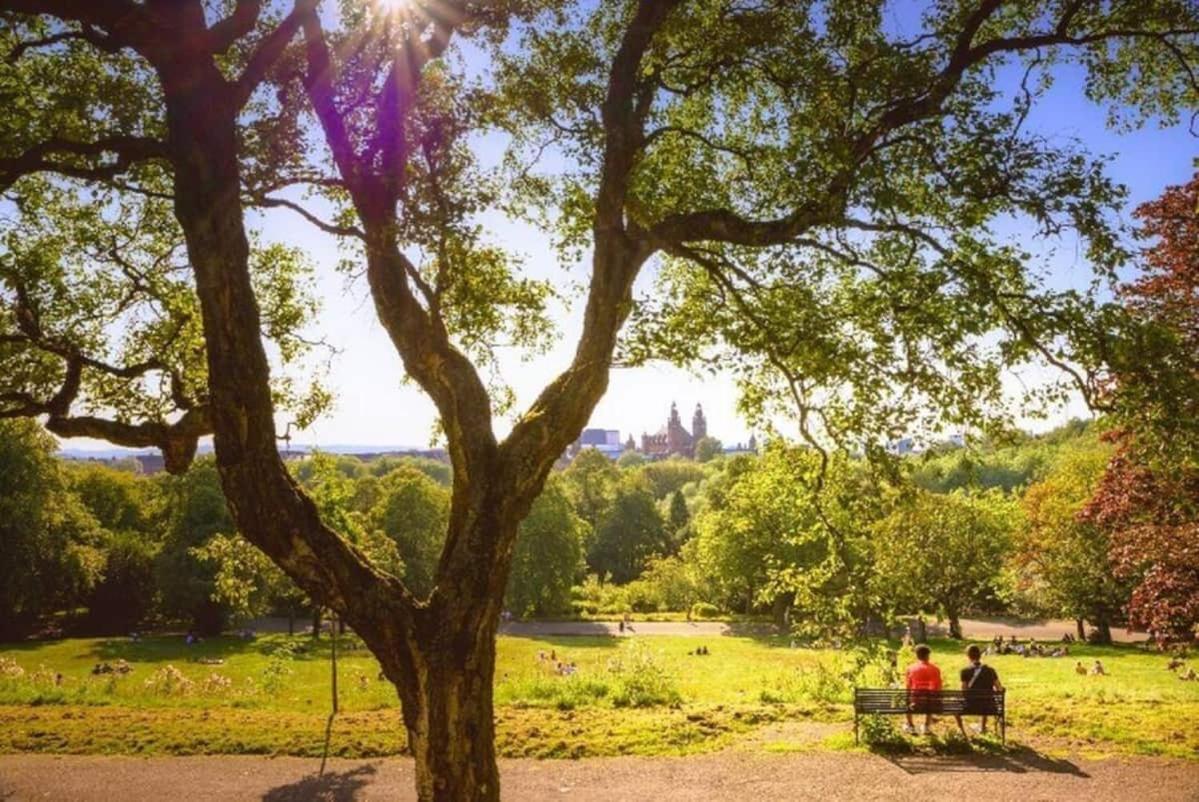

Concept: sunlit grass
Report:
left=0, top=634, right=1195, bottom=759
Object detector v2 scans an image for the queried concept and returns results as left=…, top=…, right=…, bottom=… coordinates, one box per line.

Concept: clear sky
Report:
left=57, top=26, right=1199, bottom=454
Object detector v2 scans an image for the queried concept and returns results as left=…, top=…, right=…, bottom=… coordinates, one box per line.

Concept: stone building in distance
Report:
left=641, top=402, right=707, bottom=458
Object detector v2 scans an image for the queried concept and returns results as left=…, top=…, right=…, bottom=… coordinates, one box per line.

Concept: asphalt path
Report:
left=497, top=618, right=1143, bottom=642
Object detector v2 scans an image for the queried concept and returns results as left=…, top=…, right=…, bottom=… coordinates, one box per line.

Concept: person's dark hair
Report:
left=915, top=644, right=931, bottom=661
left=966, top=645, right=981, bottom=661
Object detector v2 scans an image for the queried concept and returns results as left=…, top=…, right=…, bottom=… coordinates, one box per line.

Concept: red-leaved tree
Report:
left=1083, top=173, right=1199, bottom=643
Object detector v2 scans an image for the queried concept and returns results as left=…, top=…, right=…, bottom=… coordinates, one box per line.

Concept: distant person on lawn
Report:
left=956, top=644, right=1002, bottom=738
left=904, top=644, right=942, bottom=734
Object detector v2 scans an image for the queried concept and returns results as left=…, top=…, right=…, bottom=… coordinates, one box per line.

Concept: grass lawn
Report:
left=0, top=633, right=1195, bottom=760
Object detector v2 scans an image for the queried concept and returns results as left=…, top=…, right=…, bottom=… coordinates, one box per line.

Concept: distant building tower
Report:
left=666, top=402, right=689, bottom=455
left=748, top=433, right=758, bottom=452
left=692, top=403, right=707, bottom=442
left=639, top=401, right=709, bottom=458
left=624, top=434, right=636, bottom=451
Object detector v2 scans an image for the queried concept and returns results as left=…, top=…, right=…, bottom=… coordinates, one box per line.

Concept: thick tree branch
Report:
left=206, top=0, right=262, bottom=53
left=251, top=193, right=364, bottom=238
left=646, top=1, right=1199, bottom=252
left=0, top=0, right=157, bottom=53
left=503, top=0, right=684, bottom=491
left=231, top=0, right=315, bottom=109
left=0, top=135, right=167, bottom=192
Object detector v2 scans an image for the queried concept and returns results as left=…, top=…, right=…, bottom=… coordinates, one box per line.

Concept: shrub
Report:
left=261, top=640, right=298, bottom=695
left=795, top=659, right=852, bottom=705
left=144, top=665, right=194, bottom=696
left=499, top=675, right=611, bottom=711
left=691, top=602, right=721, bottom=619
left=200, top=672, right=233, bottom=695
left=607, top=642, right=681, bottom=708
left=860, top=714, right=908, bottom=749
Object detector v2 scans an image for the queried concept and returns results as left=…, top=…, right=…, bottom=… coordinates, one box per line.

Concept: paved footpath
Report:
left=2, top=753, right=1197, bottom=801
left=498, top=617, right=1143, bottom=642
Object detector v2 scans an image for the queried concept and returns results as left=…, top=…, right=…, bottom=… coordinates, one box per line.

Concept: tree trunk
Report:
left=1075, top=617, right=1085, bottom=641
left=374, top=480, right=528, bottom=801
left=397, top=636, right=501, bottom=801
left=1092, top=618, right=1113, bottom=645
left=772, top=595, right=789, bottom=630
left=947, top=611, right=963, bottom=640
left=312, top=608, right=322, bottom=640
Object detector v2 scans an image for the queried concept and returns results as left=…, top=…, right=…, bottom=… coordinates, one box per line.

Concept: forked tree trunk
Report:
left=157, top=37, right=561, bottom=801
left=1076, top=617, right=1086, bottom=641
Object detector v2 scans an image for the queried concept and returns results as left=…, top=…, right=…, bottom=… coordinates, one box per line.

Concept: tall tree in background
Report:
left=1016, top=441, right=1125, bottom=643
left=505, top=476, right=585, bottom=617
left=2, top=2, right=1199, bottom=797
left=873, top=489, right=1018, bottom=639
left=1083, top=173, right=1199, bottom=644
left=0, top=419, right=103, bottom=639
left=589, top=476, right=669, bottom=583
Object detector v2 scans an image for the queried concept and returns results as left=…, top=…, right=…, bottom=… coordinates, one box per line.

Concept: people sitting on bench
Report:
left=903, top=644, right=942, bottom=735
left=956, top=644, right=1003, bottom=738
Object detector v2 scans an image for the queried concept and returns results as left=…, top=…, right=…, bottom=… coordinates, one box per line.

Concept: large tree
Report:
left=873, top=488, right=1018, bottom=639
left=1015, top=439, right=1126, bottom=642
left=0, top=419, right=104, bottom=639
left=1081, top=173, right=1199, bottom=644
left=2, top=2, right=1198, bottom=798
left=504, top=476, right=585, bottom=617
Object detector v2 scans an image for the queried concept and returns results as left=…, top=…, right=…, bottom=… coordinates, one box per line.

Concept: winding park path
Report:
left=498, top=617, right=1144, bottom=642
left=2, top=752, right=1196, bottom=801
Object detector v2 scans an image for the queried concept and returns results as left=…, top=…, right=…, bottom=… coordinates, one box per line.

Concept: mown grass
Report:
left=0, top=633, right=1195, bottom=759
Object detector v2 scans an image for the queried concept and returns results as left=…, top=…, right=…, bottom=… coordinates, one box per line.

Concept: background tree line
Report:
left=5, top=412, right=1195, bottom=645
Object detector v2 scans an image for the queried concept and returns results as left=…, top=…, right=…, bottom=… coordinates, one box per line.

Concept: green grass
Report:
left=0, top=633, right=1195, bottom=759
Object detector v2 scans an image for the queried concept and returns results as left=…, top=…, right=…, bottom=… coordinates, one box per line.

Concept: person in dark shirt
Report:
left=957, top=644, right=1002, bottom=737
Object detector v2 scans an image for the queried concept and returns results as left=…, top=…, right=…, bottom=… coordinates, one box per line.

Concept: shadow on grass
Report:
left=85, top=634, right=341, bottom=664
left=261, top=763, right=378, bottom=802
left=503, top=631, right=622, bottom=650
left=871, top=739, right=1088, bottom=777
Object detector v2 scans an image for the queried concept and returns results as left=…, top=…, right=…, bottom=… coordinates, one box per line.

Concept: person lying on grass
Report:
left=904, top=644, right=942, bottom=735
left=956, top=644, right=1003, bottom=739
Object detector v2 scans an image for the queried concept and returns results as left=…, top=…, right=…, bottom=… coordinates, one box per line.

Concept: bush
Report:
left=261, top=640, right=298, bottom=695
left=794, top=659, right=851, bottom=704
left=144, top=665, right=194, bottom=696
left=691, top=602, right=721, bottom=619
left=860, top=714, right=908, bottom=749
left=499, top=675, right=611, bottom=711
left=571, top=575, right=630, bottom=616
left=607, top=642, right=681, bottom=708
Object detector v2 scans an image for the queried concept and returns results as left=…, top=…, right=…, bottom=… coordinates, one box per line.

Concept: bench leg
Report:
left=854, top=713, right=859, bottom=744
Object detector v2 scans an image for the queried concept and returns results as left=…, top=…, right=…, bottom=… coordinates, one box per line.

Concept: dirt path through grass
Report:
left=2, top=752, right=1196, bottom=801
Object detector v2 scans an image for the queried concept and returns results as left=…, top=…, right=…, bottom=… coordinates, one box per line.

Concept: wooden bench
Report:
left=853, top=688, right=1006, bottom=743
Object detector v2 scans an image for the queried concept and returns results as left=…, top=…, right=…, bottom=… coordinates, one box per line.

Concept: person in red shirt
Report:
left=904, top=644, right=943, bottom=734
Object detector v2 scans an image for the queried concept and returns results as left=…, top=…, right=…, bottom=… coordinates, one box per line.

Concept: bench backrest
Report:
left=853, top=688, right=1005, bottom=715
